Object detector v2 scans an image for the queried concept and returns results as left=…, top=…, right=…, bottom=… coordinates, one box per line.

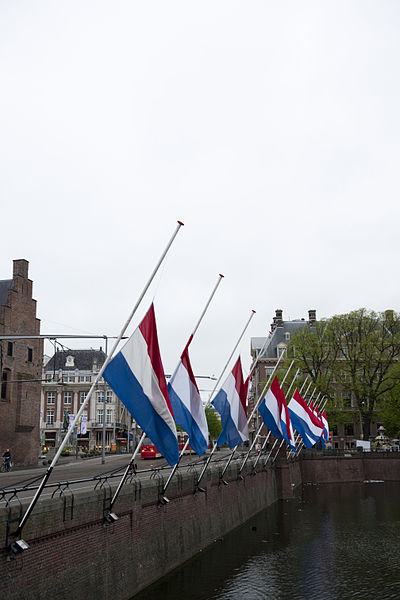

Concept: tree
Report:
left=287, top=309, right=400, bottom=438
left=205, top=406, right=222, bottom=441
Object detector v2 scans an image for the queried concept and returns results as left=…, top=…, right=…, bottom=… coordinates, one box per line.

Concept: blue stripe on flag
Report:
left=104, top=352, right=179, bottom=466
left=168, top=384, right=208, bottom=456
left=213, top=388, right=245, bottom=449
left=258, top=401, right=282, bottom=440
left=288, top=409, right=318, bottom=449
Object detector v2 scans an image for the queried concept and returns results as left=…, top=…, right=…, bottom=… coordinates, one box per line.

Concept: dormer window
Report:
left=285, top=332, right=291, bottom=342
left=65, top=355, right=75, bottom=367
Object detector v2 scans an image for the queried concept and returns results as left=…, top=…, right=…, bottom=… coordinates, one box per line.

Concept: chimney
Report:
left=308, top=309, right=317, bottom=325
left=13, top=259, right=29, bottom=279
left=275, top=309, right=283, bottom=327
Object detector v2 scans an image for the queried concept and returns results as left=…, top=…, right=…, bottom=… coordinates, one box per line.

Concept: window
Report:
left=27, top=348, right=33, bottom=362
left=285, top=332, right=291, bottom=342
left=47, top=391, right=56, bottom=404
left=67, top=375, right=75, bottom=383
left=78, top=374, right=92, bottom=382
left=64, top=392, right=72, bottom=405
left=97, top=391, right=105, bottom=403
left=46, top=373, right=53, bottom=381
left=7, top=342, right=13, bottom=357
left=342, top=391, right=352, bottom=408
left=47, top=410, right=55, bottom=426
left=106, top=409, right=113, bottom=424
left=1, top=370, right=9, bottom=400
left=106, top=390, right=113, bottom=403
left=97, top=409, right=104, bottom=424
left=332, top=424, right=338, bottom=436
left=344, top=423, right=354, bottom=436
left=277, top=346, right=286, bottom=358
left=65, top=355, right=75, bottom=367
left=80, top=391, right=87, bottom=404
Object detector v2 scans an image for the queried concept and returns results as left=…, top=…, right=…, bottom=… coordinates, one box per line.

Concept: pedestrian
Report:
left=2, top=448, right=12, bottom=471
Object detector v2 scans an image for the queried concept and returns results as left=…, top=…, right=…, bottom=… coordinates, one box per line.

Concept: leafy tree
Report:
left=205, top=406, right=222, bottom=441
left=287, top=308, right=400, bottom=438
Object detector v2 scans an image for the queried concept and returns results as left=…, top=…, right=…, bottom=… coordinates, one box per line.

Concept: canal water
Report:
left=132, top=481, right=400, bottom=600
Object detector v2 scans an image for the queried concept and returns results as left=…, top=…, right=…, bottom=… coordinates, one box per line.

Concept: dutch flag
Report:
left=103, top=303, right=180, bottom=466
left=168, top=337, right=209, bottom=456
left=212, top=357, right=249, bottom=449
left=258, top=376, right=284, bottom=441
left=280, top=393, right=296, bottom=452
left=288, top=389, right=325, bottom=449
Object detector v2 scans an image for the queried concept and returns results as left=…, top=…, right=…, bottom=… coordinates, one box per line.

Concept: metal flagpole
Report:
left=292, top=395, right=327, bottom=457
left=270, top=381, right=319, bottom=463
left=261, top=375, right=311, bottom=468
left=219, top=347, right=288, bottom=482
left=16, top=220, right=184, bottom=545
left=195, top=310, right=256, bottom=490
left=112, top=273, right=225, bottom=507
left=236, top=359, right=295, bottom=477
left=286, top=389, right=321, bottom=458
left=250, top=367, right=300, bottom=473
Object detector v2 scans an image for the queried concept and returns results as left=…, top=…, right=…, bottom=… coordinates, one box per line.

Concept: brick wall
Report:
left=0, top=458, right=295, bottom=600
left=0, top=259, right=43, bottom=466
left=300, top=452, right=400, bottom=483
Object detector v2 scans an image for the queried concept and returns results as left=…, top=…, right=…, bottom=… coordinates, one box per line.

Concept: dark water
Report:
left=133, top=482, right=400, bottom=600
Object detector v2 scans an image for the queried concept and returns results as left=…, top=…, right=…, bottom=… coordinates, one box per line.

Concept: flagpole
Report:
left=219, top=347, right=287, bottom=481
left=195, top=310, right=256, bottom=490
left=293, top=396, right=328, bottom=457
left=154, top=274, right=225, bottom=501
left=286, top=388, right=321, bottom=458
left=291, top=395, right=327, bottom=457
left=17, top=220, right=184, bottom=541
left=269, top=381, right=318, bottom=463
left=236, top=359, right=295, bottom=477
left=250, top=367, right=300, bottom=473
left=241, top=362, right=296, bottom=474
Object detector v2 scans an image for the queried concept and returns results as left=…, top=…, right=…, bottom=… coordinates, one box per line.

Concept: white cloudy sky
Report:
left=1, top=1, right=399, bottom=387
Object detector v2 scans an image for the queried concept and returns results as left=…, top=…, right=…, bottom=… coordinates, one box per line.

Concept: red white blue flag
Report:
left=288, top=389, right=324, bottom=449
left=103, top=303, right=179, bottom=466
left=212, top=357, right=249, bottom=449
left=168, top=336, right=209, bottom=456
left=258, top=376, right=284, bottom=440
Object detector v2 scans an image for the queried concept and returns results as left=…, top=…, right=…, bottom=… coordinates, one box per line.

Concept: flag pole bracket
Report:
left=158, top=496, right=170, bottom=506
left=104, top=512, right=119, bottom=525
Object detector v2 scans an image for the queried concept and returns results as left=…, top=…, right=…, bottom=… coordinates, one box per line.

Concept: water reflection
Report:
left=132, top=482, right=400, bottom=600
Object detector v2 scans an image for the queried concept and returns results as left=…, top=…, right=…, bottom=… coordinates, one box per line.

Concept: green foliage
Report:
left=287, top=308, right=400, bottom=437
left=205, top=406, right=222, bottom=440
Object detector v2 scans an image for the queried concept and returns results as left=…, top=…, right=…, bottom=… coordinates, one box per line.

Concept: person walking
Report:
left=2, top=448, right=12, bottom=471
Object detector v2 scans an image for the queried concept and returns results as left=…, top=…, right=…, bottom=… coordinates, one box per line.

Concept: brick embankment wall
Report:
left=300, top=453, right=400, bottom=484
left=0, top=458, right=301, bottom=600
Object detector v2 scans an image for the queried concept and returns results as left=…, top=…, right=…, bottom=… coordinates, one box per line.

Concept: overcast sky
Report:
left=1, top=2, right=399, bottom=389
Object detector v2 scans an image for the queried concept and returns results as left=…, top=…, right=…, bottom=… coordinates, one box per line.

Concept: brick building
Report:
left=0, top=259, right=43, bottom=466
left=41, top=349, right=131, bottom=453
left=249, top=308, right=378, bottom=450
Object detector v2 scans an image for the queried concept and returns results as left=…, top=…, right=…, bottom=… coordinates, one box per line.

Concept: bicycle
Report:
left=0, top=459, right=12, bottom=472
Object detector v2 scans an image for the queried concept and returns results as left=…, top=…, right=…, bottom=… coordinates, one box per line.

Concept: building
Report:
left=250, top=308, right=378, bottom=450
left=0, top=259, right=43, bottom=466
left=41, top=349, right=131, bottom=453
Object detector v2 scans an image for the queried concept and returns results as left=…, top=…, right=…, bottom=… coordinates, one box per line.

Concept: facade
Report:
left=0, top=259, right=43, bottom=466
left=41, top=349, right=131, bottom=453
left=250, top=308, right=377, bottom=450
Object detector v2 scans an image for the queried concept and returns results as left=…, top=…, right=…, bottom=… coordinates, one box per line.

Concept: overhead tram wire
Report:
left=107, top=273, right=225, bottom=514
left=14, top=220, right=184, bottom=549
